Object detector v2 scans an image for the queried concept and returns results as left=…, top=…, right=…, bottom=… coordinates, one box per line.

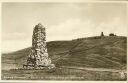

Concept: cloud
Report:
left=2, top=17, right=126, bottom=53
left=2, top=32, right=32, bottom=53
left=2, top=3, right=126, bottom=53
left=47, top=17, right=126, bottom=41
left=47, top=19, right=95, bottom=41
left=2, top=39, right=31, bottom=53
left=2, top=32, right=27, bottom=40
left=97, top=17, right=127, bottom=36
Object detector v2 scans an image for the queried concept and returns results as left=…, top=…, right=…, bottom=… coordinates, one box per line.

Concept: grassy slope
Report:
left=2, top=36, right=127, bottom=70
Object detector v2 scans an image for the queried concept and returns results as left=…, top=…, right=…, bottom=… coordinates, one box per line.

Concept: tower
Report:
left=101, top=32, right=104, bottom=36
left=23, top=23, right=54, bottom=69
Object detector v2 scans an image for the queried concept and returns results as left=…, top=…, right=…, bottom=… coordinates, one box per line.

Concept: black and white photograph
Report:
left=1, top=1, right=127, bottom=81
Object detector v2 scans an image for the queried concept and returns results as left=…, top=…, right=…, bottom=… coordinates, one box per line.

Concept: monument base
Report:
left=22, top=64, right=55, bottom=70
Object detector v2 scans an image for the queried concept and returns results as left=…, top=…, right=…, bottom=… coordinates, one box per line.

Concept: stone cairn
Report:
left=23, top=23, right=55, bottom=69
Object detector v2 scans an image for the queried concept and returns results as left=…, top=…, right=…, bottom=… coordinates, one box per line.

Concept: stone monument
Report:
left=23, top=23, right=55, bottom=69
left=101, top=32, right=104, bottom=36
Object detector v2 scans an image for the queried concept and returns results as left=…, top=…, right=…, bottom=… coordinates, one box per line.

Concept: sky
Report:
left=2, top=2, right=127, bottom=53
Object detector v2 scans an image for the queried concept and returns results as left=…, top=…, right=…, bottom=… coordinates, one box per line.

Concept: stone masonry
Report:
left=23, top=23, right=54, bottom=69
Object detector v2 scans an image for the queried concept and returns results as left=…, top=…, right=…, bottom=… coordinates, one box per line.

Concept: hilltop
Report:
left=2, top=36, right=127, bottom=70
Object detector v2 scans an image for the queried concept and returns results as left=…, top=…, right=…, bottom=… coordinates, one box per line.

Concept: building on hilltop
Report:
left=109, top=33, right=116, bottom=36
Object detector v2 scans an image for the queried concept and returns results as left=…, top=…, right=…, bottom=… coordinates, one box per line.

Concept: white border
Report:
left=0, top=1, right=1, bottom=81
left=0, top=0, right=128, bottom=3
left=0, top=0, right=127, bottom=82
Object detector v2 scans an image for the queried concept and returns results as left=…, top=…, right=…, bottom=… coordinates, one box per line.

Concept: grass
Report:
left=1, top=67, right=126, bottom=80
left=1, top=36, right=127, bottom=80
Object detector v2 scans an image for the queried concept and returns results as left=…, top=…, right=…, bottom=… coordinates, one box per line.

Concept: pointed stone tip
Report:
left=35, top=23, right=45, bottom=28
left=37, top=23, right=43, bottom=27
